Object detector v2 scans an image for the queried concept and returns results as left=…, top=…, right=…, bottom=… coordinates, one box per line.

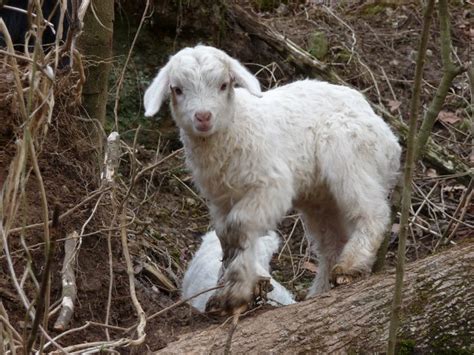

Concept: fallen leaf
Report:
left=426, top=168, right=438, bottom=178
left=391, top=223, right=400, bottom=233
left=387, top=99, right=401, bottom=113
left=438, top=111, right=461, bottom=124
left=303, top=261, right=318, bottom=273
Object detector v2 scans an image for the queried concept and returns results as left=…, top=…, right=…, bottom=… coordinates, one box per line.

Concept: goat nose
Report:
left=195, top=111, right=212, bottom=123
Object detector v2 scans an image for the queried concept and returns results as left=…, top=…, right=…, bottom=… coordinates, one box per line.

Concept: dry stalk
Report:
left=120, top=208, right=146, bottom=345
left=1, top=139, right=27, bottom=238
left=1, top=303, right=21, bottom=354
left=0, top=19, right=28, bottom=119
left=0, top=2, right=87, bottom=353
left=25, top=204, right=59, bottom=354
left=1, top=141, right=35, bottom=320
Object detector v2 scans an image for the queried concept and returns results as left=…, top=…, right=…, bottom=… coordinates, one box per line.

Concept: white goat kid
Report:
left=182, top=230, right=295, bottom=313
left=144, top=45, right=401, bottom=314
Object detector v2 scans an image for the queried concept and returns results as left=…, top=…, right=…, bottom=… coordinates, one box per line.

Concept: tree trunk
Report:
left=77, top=0, right=114, bottom=152
left=157, top=242, right=473, bottom=354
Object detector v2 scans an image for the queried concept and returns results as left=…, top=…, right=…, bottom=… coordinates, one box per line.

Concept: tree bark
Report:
left=77, top=0, right=114, bottom=152
left=157, top=242, right=473, bottom=354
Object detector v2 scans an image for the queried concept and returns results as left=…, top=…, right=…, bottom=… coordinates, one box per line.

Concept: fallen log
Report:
left=157, top=242, right=473, bottom=354
left=230, top=5, right=472, bottom=180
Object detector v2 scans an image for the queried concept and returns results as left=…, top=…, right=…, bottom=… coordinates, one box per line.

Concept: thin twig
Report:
left=322, top=5, right=356, bottom=64
left=8, top=187, right=110, bottom=234
left=415, top=0, right=466, bottom=157
left=387, top=1, right=435, bottom=353
left=224, top=307, right=245, bottom=355
left=125, top=285, right=224, bottom=333
left=120, top=208, right=146, bottom=345
left=437, top=179, right=473, bottom=249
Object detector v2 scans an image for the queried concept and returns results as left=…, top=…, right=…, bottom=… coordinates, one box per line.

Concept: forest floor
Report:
left=0, top=1, right=472, bottom=352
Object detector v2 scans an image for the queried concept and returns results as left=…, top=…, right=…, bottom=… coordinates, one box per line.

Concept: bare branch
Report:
left=415, top=0, right=467, bottom=157
left=387, top=1, right=435, bottom=353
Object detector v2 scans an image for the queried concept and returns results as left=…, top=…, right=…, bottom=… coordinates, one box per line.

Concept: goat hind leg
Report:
left=331, top=187, right=391, bottom=285
left=302, top=201, right=347, bottom=298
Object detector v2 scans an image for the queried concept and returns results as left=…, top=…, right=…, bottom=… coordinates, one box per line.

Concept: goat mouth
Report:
left=195, top=123, right=212, bottom=133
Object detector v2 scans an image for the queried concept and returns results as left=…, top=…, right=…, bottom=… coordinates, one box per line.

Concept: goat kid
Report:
left=144, top=45, right=401, bottom=315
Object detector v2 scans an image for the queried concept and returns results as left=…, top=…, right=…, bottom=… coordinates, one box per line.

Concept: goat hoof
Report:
left=205, top=276, right=273, bottom=316
left=330, top=265, right=360, bottom=286
left=205, top=293, right=249, bottom=316
left=205, top=295, right=250, bottom=316
left=204, top=280, right=253, bottom=316
left=253, top=276, right=273, bottom=302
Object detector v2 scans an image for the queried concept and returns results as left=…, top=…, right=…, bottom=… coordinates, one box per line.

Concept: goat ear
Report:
left=228, top=57, right=263, bottom=98
left=144, top=63, right=171, bottom=117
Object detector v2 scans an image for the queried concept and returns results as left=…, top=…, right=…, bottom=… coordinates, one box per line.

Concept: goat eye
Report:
left=173, top=87, right=183, bottom=96
left=220, top=83, right=227, bottom=91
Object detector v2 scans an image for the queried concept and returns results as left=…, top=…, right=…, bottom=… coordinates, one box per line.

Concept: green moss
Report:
left=334, top=47, right=352, bottom=63
left=361, top=4, right=388, bottom=16
left=307, top=31, right=329, bottom=60
left=424, top=302, right=472, bottom=353
left=356, top=1, right=398, bottom=17
left=407, top=288, right=429, bottom=315
left=429, top=333, right=472, bottom=354
left=251, top=0, right=287, bottom=12
left=459, top=118, right=471, bottom=133
left=396, top=339, right=416, bottom=355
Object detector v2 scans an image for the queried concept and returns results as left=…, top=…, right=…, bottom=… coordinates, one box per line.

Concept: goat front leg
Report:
left=205, top=222, right=260, bottom=315
left=206, top=186, right=292, bottom=315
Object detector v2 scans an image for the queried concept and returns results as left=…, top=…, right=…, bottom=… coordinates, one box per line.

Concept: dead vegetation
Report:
left=0, top=0, right=472, bottom=353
